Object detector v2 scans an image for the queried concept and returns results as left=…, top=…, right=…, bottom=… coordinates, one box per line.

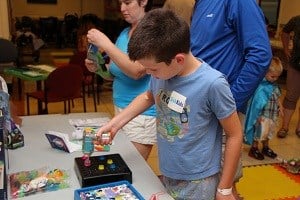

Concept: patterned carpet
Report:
left=237, top=164, right=300, bottom=200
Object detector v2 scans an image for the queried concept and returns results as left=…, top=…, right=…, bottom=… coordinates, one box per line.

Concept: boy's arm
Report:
left=97, top=91, right=155, bottom=143
left=217, top=111, right=243, bottom=197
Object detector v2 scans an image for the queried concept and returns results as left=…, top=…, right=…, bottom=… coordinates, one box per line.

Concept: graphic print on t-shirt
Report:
left=156, top=89, right=189, bottom=142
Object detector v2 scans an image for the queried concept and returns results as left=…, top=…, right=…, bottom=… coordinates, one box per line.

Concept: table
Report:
left=4, top=65, right=55, bottom=113
left=7, top=113, right=173, bottom=200
left=4, top=65, right=54, bottom=100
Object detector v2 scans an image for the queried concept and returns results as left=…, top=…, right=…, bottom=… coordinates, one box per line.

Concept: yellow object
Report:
left=84, top=127, right=93, bottom=133
left=237, top=165, right=300, bottom=200
left=107, top=159, right=113, bottom=164
left=98, top=165, right=104, bottom=170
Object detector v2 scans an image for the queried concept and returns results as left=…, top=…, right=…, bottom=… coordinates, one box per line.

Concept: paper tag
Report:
left=167, top=91, right=186, bottom=113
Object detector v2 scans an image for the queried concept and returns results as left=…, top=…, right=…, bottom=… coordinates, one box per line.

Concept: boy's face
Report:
left=138, top=57, right=184, bottom=80
left=265, top=70, right=281, bottom=83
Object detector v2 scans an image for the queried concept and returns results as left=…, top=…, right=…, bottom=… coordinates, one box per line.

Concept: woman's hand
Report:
left=87, top=28, right=112, bottom=51
left=85, top=58, right=97, bottom=72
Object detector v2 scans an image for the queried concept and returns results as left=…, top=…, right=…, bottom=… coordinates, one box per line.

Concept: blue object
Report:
left=88, top=43, right=98, bottom=53
left=190, top=0, right=272, bottom=113
left=244, top=79, right=275, bottom=145
left=109, top=27, right=156, bottom=116
left=74, top=180, right=145, bottom=200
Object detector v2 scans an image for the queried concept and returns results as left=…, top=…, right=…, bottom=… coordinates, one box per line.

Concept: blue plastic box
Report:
left=74, top=180, right=145, bottom=200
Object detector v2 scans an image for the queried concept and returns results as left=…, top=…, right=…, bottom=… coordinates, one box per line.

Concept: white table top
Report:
left=8, top=113, right=173, bottom=200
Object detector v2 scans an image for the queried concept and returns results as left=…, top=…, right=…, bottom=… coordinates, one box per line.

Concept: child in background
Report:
left=244, top=57, right=283, bottom=160
left=96, top=9, right=242, bottom=199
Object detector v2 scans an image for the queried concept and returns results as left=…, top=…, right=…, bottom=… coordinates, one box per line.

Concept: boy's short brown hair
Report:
left=128, top=8, right=190, bottom=65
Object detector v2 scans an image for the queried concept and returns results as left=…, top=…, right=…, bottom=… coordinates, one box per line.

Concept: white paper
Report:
left=47, top=131, right=81, bottom=153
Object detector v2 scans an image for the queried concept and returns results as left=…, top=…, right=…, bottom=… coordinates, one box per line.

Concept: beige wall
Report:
left=11, top=0, right=105, bottom=19
left=8, top=0, right=300, bottom=39
left=276, top=0, right=300, bottom=38
left=278, top=0, right=300, bottom=25
left=0, top=0, right=10, bottom=39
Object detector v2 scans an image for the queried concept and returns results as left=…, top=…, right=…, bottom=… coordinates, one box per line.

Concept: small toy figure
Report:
left=82, top=127, right=95, bottom=167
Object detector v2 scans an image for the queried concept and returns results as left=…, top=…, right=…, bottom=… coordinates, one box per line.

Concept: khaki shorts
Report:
left=115, top=106, right=157, bottom=145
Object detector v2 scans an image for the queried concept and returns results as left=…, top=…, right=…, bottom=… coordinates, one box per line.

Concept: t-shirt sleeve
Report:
left=208, top=76, right=236, bottom=120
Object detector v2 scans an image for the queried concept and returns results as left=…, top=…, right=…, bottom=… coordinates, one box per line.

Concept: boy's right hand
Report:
left=96, top=123, right=118, bottom=145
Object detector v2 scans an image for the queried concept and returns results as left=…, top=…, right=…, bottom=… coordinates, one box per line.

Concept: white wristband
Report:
left=217, top=187, right=232, bottom=195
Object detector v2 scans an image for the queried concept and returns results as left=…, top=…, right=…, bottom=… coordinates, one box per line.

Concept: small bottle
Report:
left=82, top=127, right=95, bottom=167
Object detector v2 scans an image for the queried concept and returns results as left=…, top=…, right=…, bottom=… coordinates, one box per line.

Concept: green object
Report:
left=4, top=67, right=49, bottom=81
left=94, top=52, right=112, bottom=79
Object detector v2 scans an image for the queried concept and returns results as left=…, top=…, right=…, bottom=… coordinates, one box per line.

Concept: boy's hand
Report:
left=256, top=117, right=263, bottom=123
left=96, top=123, right=118, bottom=145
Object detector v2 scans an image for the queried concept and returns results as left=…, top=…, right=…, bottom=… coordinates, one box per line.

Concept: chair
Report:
left=0, top=38, right=18, bottom=64
left=69, top=51, right=97, bottom=112
left=16, top=33, right=40, bottom=64
left=39, top=16, right=58, bottom=45
left=26, top=64, right=86, bottom=115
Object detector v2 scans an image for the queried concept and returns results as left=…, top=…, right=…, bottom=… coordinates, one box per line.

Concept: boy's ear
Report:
left=174, top=53, right=185, bottom=64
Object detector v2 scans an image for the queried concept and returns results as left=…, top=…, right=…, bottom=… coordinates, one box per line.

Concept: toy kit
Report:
left=9, top=167, right=70, bottom=199
left=74, top=180, right=144, bottom=200
left=74, top=154, right=132, bottom=187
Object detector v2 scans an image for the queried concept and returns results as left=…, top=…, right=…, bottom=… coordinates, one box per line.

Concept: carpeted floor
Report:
left=237, top=164, right=300, bottom=200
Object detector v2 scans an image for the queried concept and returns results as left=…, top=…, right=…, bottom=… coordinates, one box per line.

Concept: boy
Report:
left=97, top=9, right=242, bottom=199
left=244, top=57, right=283, bottom=160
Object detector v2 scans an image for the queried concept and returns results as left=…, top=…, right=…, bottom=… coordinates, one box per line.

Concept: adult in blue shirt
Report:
left=190, top=0, right=272, bottom=199
left=190, top=0, right=272, bottom=113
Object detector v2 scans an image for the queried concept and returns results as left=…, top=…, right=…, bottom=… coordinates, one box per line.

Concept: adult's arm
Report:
left=87, top=28, right=146, bottom=80
left=230, top=0, right=272, bottom=112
